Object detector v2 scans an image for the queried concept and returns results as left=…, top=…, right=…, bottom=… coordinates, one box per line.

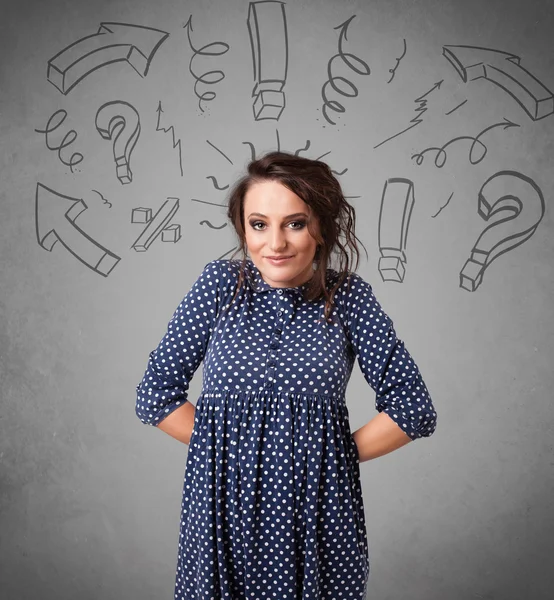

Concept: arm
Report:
left=342, top=273, right=437, bottom=462
left=135, top=260, right=223, bottom=442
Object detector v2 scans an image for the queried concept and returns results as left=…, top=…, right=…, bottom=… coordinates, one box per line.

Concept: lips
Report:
left=266, top=256, right=292, bottom=260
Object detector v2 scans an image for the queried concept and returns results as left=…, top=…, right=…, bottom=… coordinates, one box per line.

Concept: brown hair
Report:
left=226, top=150, right=367, bottom=322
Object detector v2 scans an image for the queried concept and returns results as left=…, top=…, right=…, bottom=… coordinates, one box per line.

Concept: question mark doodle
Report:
left=378, top=178, right=415, bottom=283
left=95, top=101, right=141, bottom=184
left=460, top=171, right=545, bottom=292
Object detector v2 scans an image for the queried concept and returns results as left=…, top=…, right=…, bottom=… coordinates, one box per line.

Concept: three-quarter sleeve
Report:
left=340, top=273, right=437, bottom=440
left=135, top=260, right=223, bottom=426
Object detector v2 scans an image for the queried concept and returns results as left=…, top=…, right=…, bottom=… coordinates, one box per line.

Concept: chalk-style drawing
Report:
left=460, top=171, right=545, bottom=292
left=378, top=178, right=415, bottom=283
left=207, top=139, right=234, bottom=164
left=320, top=15, right=371, bottom=125
left=191, top=198, right=226, bottom=207
left=183, top=15, right=230, bottom=113
left=91, top=189, right=112, bottom=208
left=131, top=198, right=180, bottom=251
left=35, top=183, right=121, bottom=277
left=431, top=192, right=454, bottom=218
left=47, top=23, right=169, bottom=95
left=243, top=141, right=257, bottom=162
left=247, top=1, right=289, bottom=121
left=411, top=117, right=519, bottom=168
left=95, top=101, right=141, bottom=185
left=155, top=102, right=183, bottom=177
left=445, top=99, right=467, bottom=115
left=374, top=80, right=443, bottom=149
left=443, top=45, right=554, bottom=121
left=200, top=220, right=227, bottom=229
left=387, top=38, right=407, bottom=84
left=34, top=109, right=84, bottom=172
left=206, top=176, right=229, bottom=190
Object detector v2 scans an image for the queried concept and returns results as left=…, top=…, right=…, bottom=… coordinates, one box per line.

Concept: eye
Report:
left=249, top=220, right=266, bottom=230
left=289, top=220, right=306, bottom=230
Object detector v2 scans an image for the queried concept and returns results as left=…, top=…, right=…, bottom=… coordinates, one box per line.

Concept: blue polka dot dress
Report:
left=136, top=258, right=437, bottom=600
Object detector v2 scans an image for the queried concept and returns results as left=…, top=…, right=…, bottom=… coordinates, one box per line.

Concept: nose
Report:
left=269, top=227, right=287, bottom=252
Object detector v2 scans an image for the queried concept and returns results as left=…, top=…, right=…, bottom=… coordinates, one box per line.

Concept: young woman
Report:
left=135, top=151, right=437, bottom=599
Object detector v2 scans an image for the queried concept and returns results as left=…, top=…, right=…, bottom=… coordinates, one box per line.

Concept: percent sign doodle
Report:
left=378, top=178, right=415, bottom=283
left=460, top=171, right=545, bottom=292
left=131, top=198, right=181, bottom=251
left=95, top=101, right=141, bottom=184
left=247, top=0, right=288, bottom=121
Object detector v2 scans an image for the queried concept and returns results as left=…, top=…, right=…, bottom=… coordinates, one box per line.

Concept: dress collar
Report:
left=244, top=259, right=312, bottom=295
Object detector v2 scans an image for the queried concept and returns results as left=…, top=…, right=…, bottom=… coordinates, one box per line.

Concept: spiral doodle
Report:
left=184, top=15, right=230, bottom=113
left=320, top=15, right=370, bottom=125
left=34, top=109, right=84, bottom=172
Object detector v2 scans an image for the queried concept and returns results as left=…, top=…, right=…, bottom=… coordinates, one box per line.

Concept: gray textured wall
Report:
left=1, top=0, right=553, bottom=598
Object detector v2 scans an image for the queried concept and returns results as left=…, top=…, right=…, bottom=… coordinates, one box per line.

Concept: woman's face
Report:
left=243, top=180, right=319, bottom=288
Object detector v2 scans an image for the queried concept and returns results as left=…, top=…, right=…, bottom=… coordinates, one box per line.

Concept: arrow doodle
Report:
left=35, top=183, right=121, bottom=276
left=443, top=45, right=554, bottom=121
left=47, top=22, right=169, bottom=95
left=155, top=102, right=183, bottom=177
left=374, top=79, right=443, bottom=149
left=411, top=117, right=520, bottom=168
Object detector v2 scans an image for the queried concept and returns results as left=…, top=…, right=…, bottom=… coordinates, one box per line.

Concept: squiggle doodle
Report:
left=374, top=79, right=443, bottom=149
left=432, top=192, right=454, bottom=218
left=200, top=220, right=227, bottom=229
left=184, top=15, right=229, bottom=113
left=155, top=102, right=183, bottom=176
left=92, top=189, right=112, bottom=208
left=386, top=38, right=407, bottom=84
left=206, top=176, right=229, bottom=190
left=321, top=15, right=371, bottom=125
left=411, top=117, right=520, bottom=167
left=34, top=109, right=84, bottom=172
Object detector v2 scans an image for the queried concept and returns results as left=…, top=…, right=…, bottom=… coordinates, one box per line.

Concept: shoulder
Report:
left=327, top=268, right=378, bottom=320
left=199, top=258, right=244, bottom=295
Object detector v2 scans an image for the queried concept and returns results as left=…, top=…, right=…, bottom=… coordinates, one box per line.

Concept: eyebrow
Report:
left=247, top=212, right=309, bottom=219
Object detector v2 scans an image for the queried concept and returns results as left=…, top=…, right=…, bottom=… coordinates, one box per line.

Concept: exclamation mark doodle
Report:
left=247, top=1, right=288, bottom=121
left=378, top=178, right=415, bottom=283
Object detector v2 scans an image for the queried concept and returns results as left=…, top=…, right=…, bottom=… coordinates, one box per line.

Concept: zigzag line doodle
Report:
left=155, top=101, right=183, bottom=176
left=320, top=15, right=371, bottom=125
left=34, top=109, right=84, bottom=172
left=411, top=117, right=519, bottom=168
left=183, top=15, right=229, bottom=113
left=374, top=79, right=443, bottom=149
left=387, top=38, right=407, bottom=84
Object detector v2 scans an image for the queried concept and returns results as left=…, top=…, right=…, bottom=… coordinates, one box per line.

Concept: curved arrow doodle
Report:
left=47, top=22, right=169, bottom=95
left=95, top=101, right=141, bottom=184
left=443, top=45, right=554, bottom=121
left=183, top=15, right=229, bottom=113
left=460, top=171, right=545, bottom=292
left=320, top=15, right=371, bottom=125
left=411, top=117, right=520, bottom=168
left=35, top=183, right=121, bottom=276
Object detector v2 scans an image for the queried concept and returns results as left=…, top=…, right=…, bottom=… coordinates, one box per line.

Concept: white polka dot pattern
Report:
left=135, top=259, right=437, bottom=599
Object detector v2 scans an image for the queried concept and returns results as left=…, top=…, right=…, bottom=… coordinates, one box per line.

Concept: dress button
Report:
left=277, top=289, right=283, bottom=295
left=277, top=311, right=282, bottom=316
